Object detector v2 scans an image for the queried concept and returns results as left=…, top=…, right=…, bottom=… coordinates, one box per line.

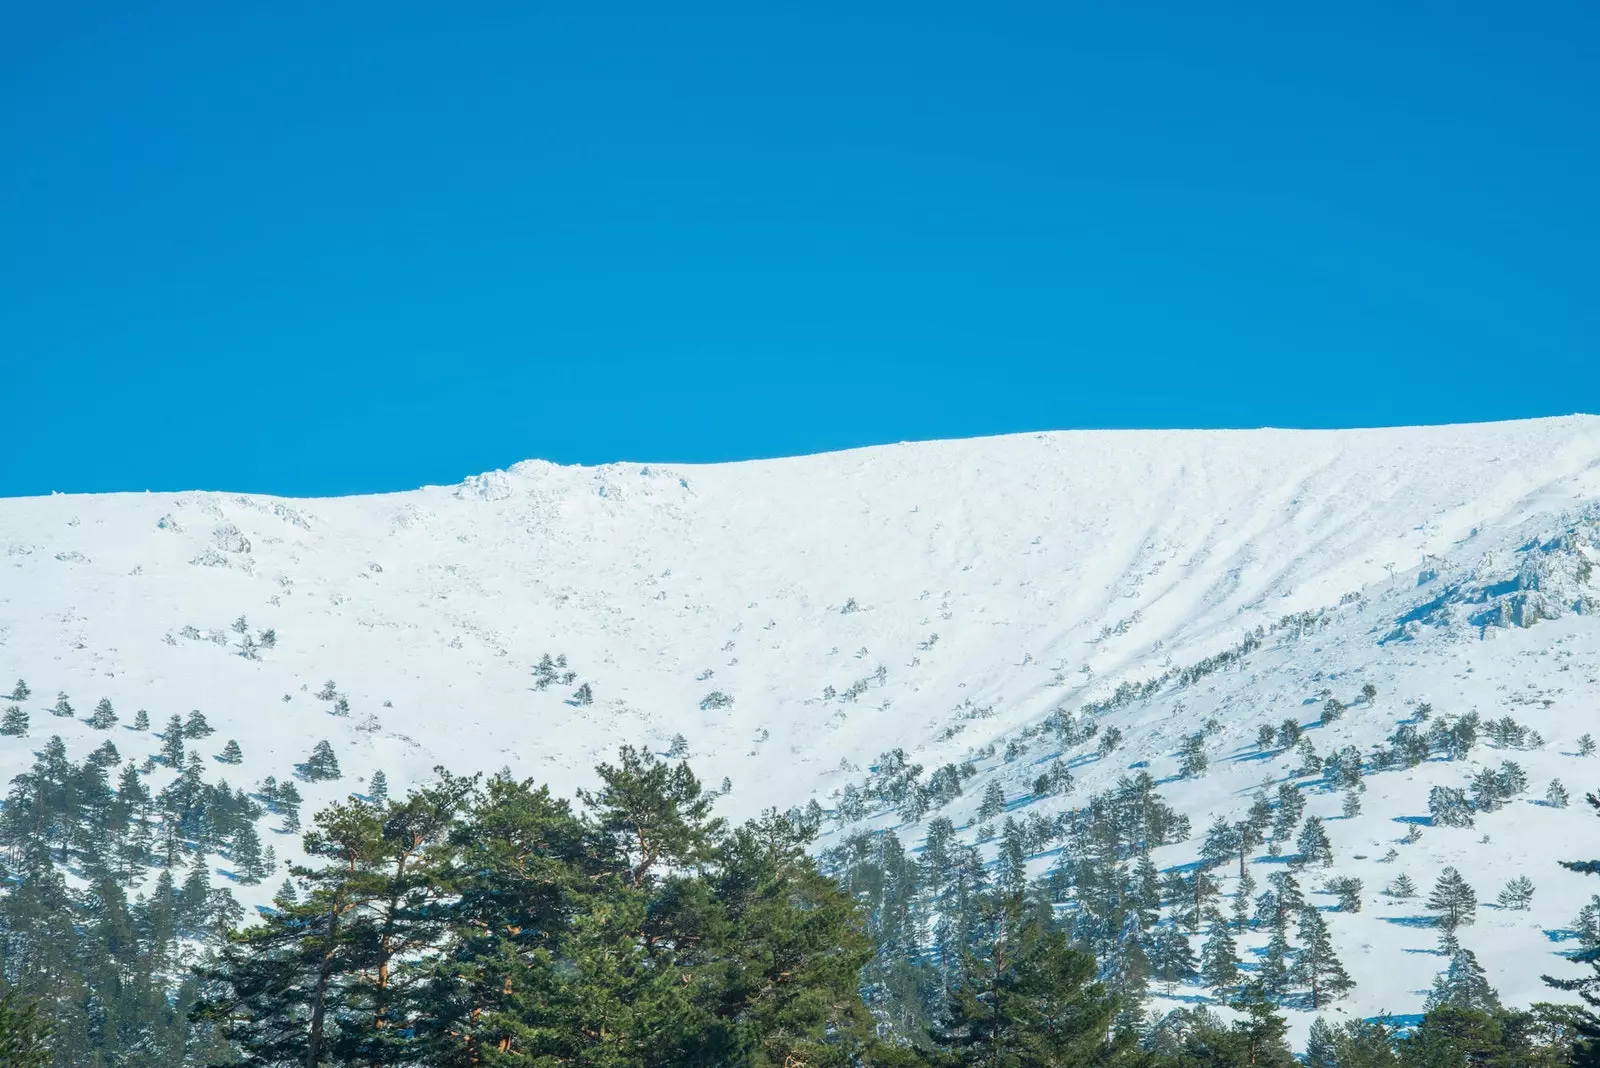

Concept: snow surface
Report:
left=4, top=414, right=1600, bottom=1040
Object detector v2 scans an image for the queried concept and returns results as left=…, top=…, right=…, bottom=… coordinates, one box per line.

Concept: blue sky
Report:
left=3, top=2, right=1597, bottom=497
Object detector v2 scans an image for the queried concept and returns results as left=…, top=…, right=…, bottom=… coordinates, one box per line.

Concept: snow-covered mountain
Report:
left=4, top=414, right=1600, bottom=1037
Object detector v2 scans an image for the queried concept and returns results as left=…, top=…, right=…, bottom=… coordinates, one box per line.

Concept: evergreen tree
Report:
left=1295, top=815, right=1334, bottom=867
left=133, top=708, right=149, bottom=731
left=1177, top=732, right=1209, bottom=778
left=1, top=704, right=27, bottom=736
left=1550, top=779, right=1572, bottom=808
left=161, top=714, right=185, bottom=766
left=183, top=709, right=215, bottom=737
left=1498, top=875, right=1535, bottom=911
left=219, top=739, right=243, bottom=764
left=0, top=987, right=51, bottom=1068
left=1258, top=929, right=1294, bottom=1001
left=1427, top=867, right=1478, bottom=931
left=51, top=692, right=73, bottom=718
left=571, top=682, right=594, bottom=705
left=937, top=900, right=1121, bottom=1067
left=301, top=740, right=341, bottom=781
left=8, top=678, right=29, bottom=702
left=1294, top=907, right=1355, bottom=1009
left=1429, top=785, right=1475, bottom=828
left=1425, top=948, right=1501, bottom=1012
left=1149, top=926, right=1198, bottom=991
left=368, top=769, right=389, bottom=805
left=1582, top=734, right=1597, bottom=757
left=277, top=780, right=303, bottom=831
left=977, top=780, right=1006, bottom=822
left=232, top=821, right=267, bottom=884
left=90, top=697, right=117, bottom=729
left=1200, top=922, right=1241, bottom=993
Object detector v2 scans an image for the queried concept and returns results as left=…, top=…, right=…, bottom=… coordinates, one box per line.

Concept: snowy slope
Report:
left=3, top=414, right=1600, bottom=1037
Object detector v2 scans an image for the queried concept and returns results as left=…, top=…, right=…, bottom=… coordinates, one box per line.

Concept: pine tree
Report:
left=161, top=714, right=185, bottom=766
left=8, top=679, right=29, bottom=702
left=1324, top=875, right=1362, bottom=912
left=183, top=709, right=215, bottom=737
left=277, top=780, right=303, bottom=831
left=1258, top=929, right=1294, bottom=1001
left=666, top=733, right=690, bottom=758
left=0, top=987, right=51, bottom=1068
left=571, top=682, right=593, bottom=706
left=90, top=698, right=117, bottom=729
left=133, top=709, right=149, bottom=731
left=1429, top=785, right=1474, bottom=827
left=219, top=739, right=243, bottom=764
left=1149, top=926, right=1198, bottom=991
left=1549, top=779, right=1572, bottom=808
left=1425, top=947, right=1500, bottom=1012
left=368, top=769, right=389, bottom=805
left=1294, top=907, right=1354, bottom=1009
left=1, top=705, right=27, bottom=736
left=1178, top=732, right=1209, bottom=778
left=1581, top=733, right=1597, bottom=757
left=51, top=692, right=73, bottom=718
left=1497, top=875, right=1534, bottom=911
left=977, top=780, right=1006, bottom=822
left=301, top=740, right=341, bottom=781
left=1200, top=923, right=1241, bottom=993
left=1427, top=866, right=1478, bottom=931
left=1341, top=790, right=1362, bottom=818
left=1295, top=815, right=1334, bottom=867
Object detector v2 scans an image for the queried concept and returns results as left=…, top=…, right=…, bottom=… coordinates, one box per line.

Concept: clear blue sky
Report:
left=3, top=2, right=1596, bottom=497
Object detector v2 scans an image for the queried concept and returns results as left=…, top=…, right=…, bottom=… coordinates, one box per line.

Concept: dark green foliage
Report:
left=132, top=708, right=149, bottom=731
left=219, top=739, right=243, bottom=764
left=89, top=698, right=117, bottom=729
left=8, top=678, right=29, bottom=702
left=298, top=740, right=341, bottom=781
left=1, top=704, right=27, bottom=736
left=1427, top=866, right=1478, bottom=931
left=182, top=709, right=215, bottom=738
left=0, top=987, right=51, bottom=1067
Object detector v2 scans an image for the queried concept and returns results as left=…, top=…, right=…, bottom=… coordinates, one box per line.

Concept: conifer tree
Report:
left=1258, top=929, right=1294, bottom=1001
left=1, top=705, right=27, bottom=737
left=1149, top=926, right=1198, bottom=991
left=218, top=739, right=243, bottom=764
left=1428, top=866, right=1478, bottom=931
left=133, top=708, right=149, bottom=731
left=977, top=780, right=1006, bottom=822
left=1425, top=947, right=1500, bottom=1012
left=1295, top=815, right=1334, bottom=867
left=161, top=714, right=185, bottom=766
left=89, top=698, right=116, bottom=729
left=1386, top=872, right=1417, bottom=899
left=8, top=679, right=29, bottom=702
left=1200, top=923, right=1241, bottom=993
left=51, top=692, right=73, bottom=718
left=1497, top=875, right=1534, bottom=911
left=1581, top=733, right=1597, bottom=757
left=1294, top=907, right=1354, bottom=1009
left=368, top=769, right=389, bottom=805
left=301, top=740, right=341, bottom=782
left=232, top=822, right=266, bottom=884
left=1549, top=779, right=1572, bottom=809
left=183, top=709, right=215, bottom=738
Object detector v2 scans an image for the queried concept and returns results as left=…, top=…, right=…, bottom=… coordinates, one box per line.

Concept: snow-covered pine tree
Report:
left=1148, top=927, right=1198, bottom=991
left=52, top=692, right=74, bottom=718
left=1425, top=947, right=1500, bottom=1012
left=1294, top=907, right=1354, bottom=1009
left=1294, top=815, right=1334, bottom=867
left=1427, top=866, right=1477, bottom=931
left=161, top=714, right=185, bottom=766
left=219, top=740, right=243, bottom=765
left=369, top=769, right=389, bottom=805
left=1, top=705, right=27, bottom=737
left=1199, top=923, right=1240, bottom=992
left=977, top=780, right=1006, bottom=822
left=1428, top=785, right=1474, bottom=827
left=8, top=679, right=28, bottom=701
left=133, top=709, right=149, bottom=731
left=1497, top=875, right=1534, bottom=911
left=90, top=698, right=117, bottom=729
left=182, top=710, right=214, bottom=738
left=1548, top=779, right=1571, bottom=808
left=1385, top=873, right=1417, bottom=899
left=1580, top=733, right=1597, bottom=757
left=572, top=682, right=594, bottom=706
